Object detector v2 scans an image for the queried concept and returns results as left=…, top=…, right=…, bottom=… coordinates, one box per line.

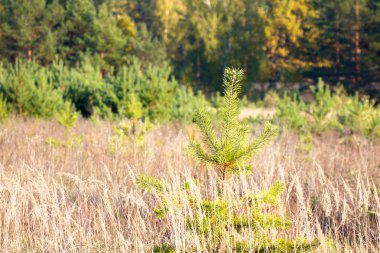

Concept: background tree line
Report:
left=0, top=0, right=379, bottom=98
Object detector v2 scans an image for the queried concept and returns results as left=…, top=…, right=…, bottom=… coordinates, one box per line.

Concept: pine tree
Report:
left=89, top=3, right=127, bottom=69
left=0, top=0, right=64, bottom=63
left=136, top=68, right=319, bottom=252
left=189, top=68, right=278, bottom=180
left=257, top=0, right=330, bottom=81
left=153, top=0, right=187, bottom=61
left=362, top=0, right=380, bottom=83
left=0, top=60, right=64, bottom=118
left=46, top=102, right=81, bottom=148
left=34, top=0, right=65, bottom=64
left=59, top=0, right=97, bottom=64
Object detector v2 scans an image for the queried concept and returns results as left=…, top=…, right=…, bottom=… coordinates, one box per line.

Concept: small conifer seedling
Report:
left=111, top=93, right=154, bottom=151
left=112, top=118, right=153, bottom=146
left=46, top=102, right=81, bottom=148
left=136, top=68, right=319, bottom=252
left=189, top=68, right=278, bottom=180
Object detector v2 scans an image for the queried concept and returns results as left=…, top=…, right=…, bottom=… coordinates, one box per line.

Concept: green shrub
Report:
left=189, top=68, right=278, bottom=180
left=112, top=118, right=154, bottom=147
left=210, top=91, right=224, bottom=108
left=0, top=58, right=208, bottom=122
left=113, top=60, right=177, bottom=121
left=338, top=93, right=380, bottom=138
left=51, top=58, right=118, bottom=119
left=113, top=59, right=207, bottom=123
left=274, top=80, right=379, bottom=139
left=297, top=130, right=314, bottom=154
left=0, top=60, right=64, bottom=118
left=276, top=93, right=308, bottom=132
left=309, top=79, right=335, bottom=134
left=171, top=87, right=209, bottom=124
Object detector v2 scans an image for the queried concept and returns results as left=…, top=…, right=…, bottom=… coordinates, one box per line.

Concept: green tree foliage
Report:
left=309, top=79, right=339, bottom=134
left=312, top=0, right=380, bottom=86
left=112, top=118, right=154, bottom=148
left=0, top=0, right=379, bottom=91
left=153, top=0, right=186, bottom=56
left=362, top=0, right=380, bottom=83
left=112, top=59, right=207, bottom=122
left=90, top=4, right=126, bottom=66
left=276, top=94, right=308, bottom=133
left=59, top=0, right=97, bottom=63
left=0, top=0, right=64, bottom=63
left=338, top=93, right=380, bottom=138
left=258, top=0, right=331, bottom=81
left=51, top=57, right=117, bottom=119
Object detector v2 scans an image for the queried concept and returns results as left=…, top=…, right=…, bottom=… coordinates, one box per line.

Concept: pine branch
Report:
left=248, top=181, right=285, bottom=206
left=188, top=139, right=219, bottom=166
left=193, top=109, right=219, bottom=152
left=220, top=68, right=244, bottom=146
left=136, top=174, right=166, bottom=193
left=233, top=213, right=291, bottom=230
left=244, top=121, right=279, bottom=156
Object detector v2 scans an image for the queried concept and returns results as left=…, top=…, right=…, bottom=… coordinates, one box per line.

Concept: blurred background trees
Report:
left=0, top=0, right=379, bottom=98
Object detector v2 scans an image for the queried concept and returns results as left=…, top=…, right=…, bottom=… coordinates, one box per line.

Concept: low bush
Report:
left=337, top=93, right=380, bottom=138
left=276, top=93, right=308, bottom=132
left=0, top=61, right=65, bottom=118
left=0, top=58, right=208, bottom=123
left=114, top=60, right=210, bottom=123
left=271, top=79, right=380, bottom=139
left=52, top=58, right=117, bottom=119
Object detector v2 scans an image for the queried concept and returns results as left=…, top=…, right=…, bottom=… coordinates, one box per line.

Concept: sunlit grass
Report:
left=0, top=118, right=379, bottom=252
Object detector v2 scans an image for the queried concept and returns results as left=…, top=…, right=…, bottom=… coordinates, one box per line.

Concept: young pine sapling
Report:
left=189, top=68, right=278, bottom=181
left=137, top=68, right=318, bottom=252
left=46, top=102, right=81, bottom=148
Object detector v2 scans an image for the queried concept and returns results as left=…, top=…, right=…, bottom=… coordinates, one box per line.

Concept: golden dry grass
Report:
left=0, top=118, right=379, bottom=252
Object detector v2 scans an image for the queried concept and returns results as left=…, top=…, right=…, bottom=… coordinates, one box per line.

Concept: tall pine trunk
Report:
left=27, top=46, right=32, bottom=63
left=355, top=0, right=361, bottom=84
left=335, top=3, right=340, bottom=74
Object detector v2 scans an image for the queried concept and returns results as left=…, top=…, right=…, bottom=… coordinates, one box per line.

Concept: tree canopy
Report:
left=0, top=0, right=379, bottom=95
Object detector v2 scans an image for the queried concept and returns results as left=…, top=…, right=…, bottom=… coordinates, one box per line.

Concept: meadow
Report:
left=0, top=106, right=379, bottom=252
left=1, top=0, right=380, bottom=251
left=0, top=64, right=379, bottom=252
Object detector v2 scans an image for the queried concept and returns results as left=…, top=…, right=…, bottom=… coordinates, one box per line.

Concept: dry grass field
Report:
left=0, top=118, right=379, bottom=252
